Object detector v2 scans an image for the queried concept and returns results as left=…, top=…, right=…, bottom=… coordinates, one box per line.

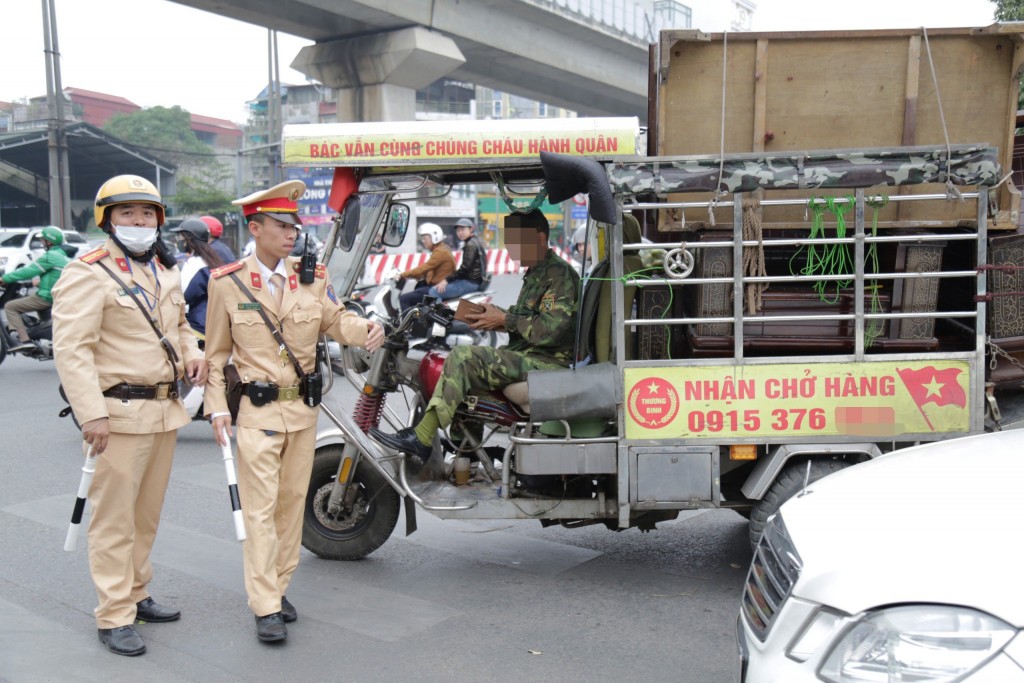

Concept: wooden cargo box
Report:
left=652, top=25, right=1024, bottom=230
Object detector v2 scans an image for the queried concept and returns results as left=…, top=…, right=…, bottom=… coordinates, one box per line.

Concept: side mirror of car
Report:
left=383, top=203, right=410, bottom=247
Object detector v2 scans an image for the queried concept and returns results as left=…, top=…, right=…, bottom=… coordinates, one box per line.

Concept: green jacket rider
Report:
left=2, top=226, right=70, bottom=351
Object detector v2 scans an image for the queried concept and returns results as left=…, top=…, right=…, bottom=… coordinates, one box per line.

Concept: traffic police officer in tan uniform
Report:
left=204, top=180, right=384, bottom=643
left=52, top=175, right=207, bottom=656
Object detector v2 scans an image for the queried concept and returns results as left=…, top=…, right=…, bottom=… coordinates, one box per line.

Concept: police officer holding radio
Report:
left=204, top=180, right=384, bottom=644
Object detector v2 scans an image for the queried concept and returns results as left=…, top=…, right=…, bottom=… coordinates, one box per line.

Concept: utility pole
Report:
left=41, top=0, right=72, bottom=230
left=267, top=28, right=282, bottom=185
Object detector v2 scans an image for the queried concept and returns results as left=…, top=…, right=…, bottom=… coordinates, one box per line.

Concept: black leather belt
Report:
left=241, top=382, right=304, bottom=403
left=103, top=382, right=178, bottom=400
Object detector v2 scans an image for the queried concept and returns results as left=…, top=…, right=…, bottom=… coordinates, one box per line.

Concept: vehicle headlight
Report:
left=0, top=255, right=7, bottom=266
left=819, top=605, right=1015, bottom=682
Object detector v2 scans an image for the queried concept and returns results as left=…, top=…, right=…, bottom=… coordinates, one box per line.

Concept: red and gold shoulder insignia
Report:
left=79, top=248, right=108, bottom=264
left=210, top=261, right=245, bottom=279
left=315, top=264, right=327, bottom=279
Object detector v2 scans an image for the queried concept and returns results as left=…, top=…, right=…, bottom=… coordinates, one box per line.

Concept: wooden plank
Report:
left=897, top=35, right=921, bottom=224
left=753, top=39, right=769, bottom=153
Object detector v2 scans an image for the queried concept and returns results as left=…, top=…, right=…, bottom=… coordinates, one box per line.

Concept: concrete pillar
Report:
left=291, top=26, right=465, bottom=123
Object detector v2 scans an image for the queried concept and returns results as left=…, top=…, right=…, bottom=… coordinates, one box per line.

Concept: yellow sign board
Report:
left=283, top=117, right=639, bottom=166
left=624, top=360, right=971, bottom=440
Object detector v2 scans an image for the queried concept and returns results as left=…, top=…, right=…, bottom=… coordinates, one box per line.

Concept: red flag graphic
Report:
left=896, top=366, right=967, bottom=409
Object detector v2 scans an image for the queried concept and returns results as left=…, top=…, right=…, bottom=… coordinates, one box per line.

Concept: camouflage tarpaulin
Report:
left=607, top=145, right=1002, bottom=195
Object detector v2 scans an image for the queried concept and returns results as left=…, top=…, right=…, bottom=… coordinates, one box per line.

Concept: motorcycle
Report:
left=302, top=295, right=603, bottom=560
left=0, top=282, right=55, bottom=365
left=328, top=282, right=501, bottom=375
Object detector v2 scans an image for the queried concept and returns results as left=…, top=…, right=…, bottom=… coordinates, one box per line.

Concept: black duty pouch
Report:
left=224, top=364, right=243, bottom=421
left=302, top=372, right=322, bottom=408
left=247, top=381, right=277, bottom=407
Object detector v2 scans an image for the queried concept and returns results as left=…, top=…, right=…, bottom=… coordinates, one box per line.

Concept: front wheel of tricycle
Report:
left=303, top=444, right=401, bottom=560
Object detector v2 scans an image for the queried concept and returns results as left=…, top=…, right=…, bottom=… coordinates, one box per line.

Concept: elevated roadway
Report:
left=169, top=0, right=650, bottom=122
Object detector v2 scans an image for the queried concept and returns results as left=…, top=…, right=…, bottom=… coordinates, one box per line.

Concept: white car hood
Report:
left=780, top=431, right=1024, bottom=626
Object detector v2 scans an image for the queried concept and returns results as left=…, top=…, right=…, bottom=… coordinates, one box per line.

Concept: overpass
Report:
left=169, top=0, right=654, bottom=123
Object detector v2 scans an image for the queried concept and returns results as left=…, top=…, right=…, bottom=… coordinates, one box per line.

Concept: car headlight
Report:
left=0, top=255, right=7, bottom=266
left=819, top=605, right=1015, bottom=682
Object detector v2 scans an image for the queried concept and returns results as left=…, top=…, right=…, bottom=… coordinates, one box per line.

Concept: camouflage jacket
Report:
left=503, top=248, right=581, bottom=365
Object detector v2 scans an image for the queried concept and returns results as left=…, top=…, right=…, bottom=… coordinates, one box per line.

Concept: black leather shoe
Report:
left=281, top=596, right=297, bottom=623
left=369, top=427, right=431, bottom=462
left=255, top=612, right=287, bottom=642
left=98, top=625, right=146, bottom=656
left=135, top=597, right=180, bottom=623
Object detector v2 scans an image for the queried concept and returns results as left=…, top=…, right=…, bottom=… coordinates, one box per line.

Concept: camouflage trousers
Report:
left=426, top=345, right=563, bottom=428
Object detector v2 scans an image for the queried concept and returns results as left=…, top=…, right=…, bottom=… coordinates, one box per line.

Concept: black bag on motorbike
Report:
left=224, top=364, right=243, bottom=422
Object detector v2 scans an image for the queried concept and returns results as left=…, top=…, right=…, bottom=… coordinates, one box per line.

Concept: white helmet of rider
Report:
left=417, top=222, right=444, bottom=246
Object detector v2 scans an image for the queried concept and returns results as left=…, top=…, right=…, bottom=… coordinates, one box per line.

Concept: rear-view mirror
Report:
left=336, top=195, right=360, bottom=252
left=383, top=203, right=410, bottom=247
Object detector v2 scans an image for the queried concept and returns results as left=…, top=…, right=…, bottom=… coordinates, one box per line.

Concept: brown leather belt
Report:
left=102, top=382, right=178, bottom=401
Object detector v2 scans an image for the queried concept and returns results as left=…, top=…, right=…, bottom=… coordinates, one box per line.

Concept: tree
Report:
left=104, top=105, right=234, bottom=217
left=994, top=0, right=1024, bottom=20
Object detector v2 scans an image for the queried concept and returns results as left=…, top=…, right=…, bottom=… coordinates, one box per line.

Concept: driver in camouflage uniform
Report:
left=371, top=208, right=580, bottom=459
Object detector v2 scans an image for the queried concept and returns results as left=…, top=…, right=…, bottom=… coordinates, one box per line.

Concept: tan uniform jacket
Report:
left=52, top=239, right=202, bottom=433
left=400, top=243, right=455, bottom=285
left=204, top=255, right=369, bottom=432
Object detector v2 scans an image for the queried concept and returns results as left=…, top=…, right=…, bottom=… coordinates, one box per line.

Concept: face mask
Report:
left=113, top=225, right=159, bottom=253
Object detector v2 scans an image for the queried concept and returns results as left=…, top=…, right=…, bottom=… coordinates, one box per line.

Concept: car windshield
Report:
left=64, top=232, right=87, bottom=243
left=0, top=233, right=27, bottom=248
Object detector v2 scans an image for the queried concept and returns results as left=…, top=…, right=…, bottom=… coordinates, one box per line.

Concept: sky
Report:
left=1, top=0, right=999, bottom=125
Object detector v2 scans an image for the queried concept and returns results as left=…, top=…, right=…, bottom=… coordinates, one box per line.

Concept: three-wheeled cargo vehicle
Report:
left=278, top=113, right=1020, bottom=559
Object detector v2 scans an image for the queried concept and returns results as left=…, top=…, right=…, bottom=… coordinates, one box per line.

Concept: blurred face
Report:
left=109, top=203, right=158, bottom=228
left=455, top=225, right=473, bottom=242
left=250, top=214, right=299, bottom=263
left=506, top=226, right=546, bottom=268
left=419, top=233, right=434, bottom=249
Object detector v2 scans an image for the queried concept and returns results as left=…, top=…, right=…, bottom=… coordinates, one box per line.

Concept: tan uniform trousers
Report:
left=87, top=430, right=176, bottom=629
left=236, top=423, right=316, bottom=617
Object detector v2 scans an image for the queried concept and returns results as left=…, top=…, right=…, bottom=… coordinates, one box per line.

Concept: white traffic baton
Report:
left=64, top=445, right=96, bottom=552
left=220, top=429, right=246, bottom=542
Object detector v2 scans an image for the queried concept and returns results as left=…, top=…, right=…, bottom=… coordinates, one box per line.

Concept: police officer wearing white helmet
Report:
left=395, top=222, right=456, bottom=310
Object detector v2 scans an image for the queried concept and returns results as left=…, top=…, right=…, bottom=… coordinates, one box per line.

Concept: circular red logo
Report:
left=627, top=377, right=680, bottom=429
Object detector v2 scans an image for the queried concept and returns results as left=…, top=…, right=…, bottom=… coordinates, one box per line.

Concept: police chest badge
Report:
left=540, top=292, right=555, bottom=312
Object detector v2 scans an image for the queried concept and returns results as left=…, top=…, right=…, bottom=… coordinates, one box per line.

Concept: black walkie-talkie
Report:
left=299, top=233, right=316, bottom=284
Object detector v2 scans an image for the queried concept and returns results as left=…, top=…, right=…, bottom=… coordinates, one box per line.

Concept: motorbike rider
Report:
left=395, top=222, right=455, bottom=310
left=51, top=174, right=207, bottom=656
left=201, top=215, right=237, bottom=264
left=371, top=208, right=580, bottom=461
left=432, top=217, right=488, bottom=301
left=2, top=225, right=70, bottom=353
left=169, top=218, right=224, bottom=336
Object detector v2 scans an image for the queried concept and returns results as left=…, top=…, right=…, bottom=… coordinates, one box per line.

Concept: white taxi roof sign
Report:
left=282, top=117, right=639, bottom=168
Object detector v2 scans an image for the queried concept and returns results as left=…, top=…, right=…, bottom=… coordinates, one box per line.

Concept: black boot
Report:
left=98, top=625, right=146, bottom=656
left=255, top=612, right=287, bottom=642
left=135, top=597, right=180, bottom=623
left=281, top=596, right=297, bottom=623
left=369, top=427, right=432, bottom=461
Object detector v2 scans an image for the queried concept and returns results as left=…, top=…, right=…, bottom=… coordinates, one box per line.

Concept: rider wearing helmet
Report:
left=50, top=174, right=206, bottom=657
left=1, top=225, right=71, bottom=352
left=433, top=216, right=488, bottom=301
left=169, top=218, right=225, bottom=336
left=396, top=222, right=456, bottom=310
left=200, top=215, right=237, bottom=264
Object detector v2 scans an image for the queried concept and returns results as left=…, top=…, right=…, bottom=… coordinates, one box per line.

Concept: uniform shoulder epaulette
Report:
left=79, top=248, right=108, bottom=264
left=315, top=264, right=327, bottom=279
left=211, top=261, right=245, bottom=279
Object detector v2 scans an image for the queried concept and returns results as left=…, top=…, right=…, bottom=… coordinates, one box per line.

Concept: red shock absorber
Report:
left=352, top=392, right=386, bottom=433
